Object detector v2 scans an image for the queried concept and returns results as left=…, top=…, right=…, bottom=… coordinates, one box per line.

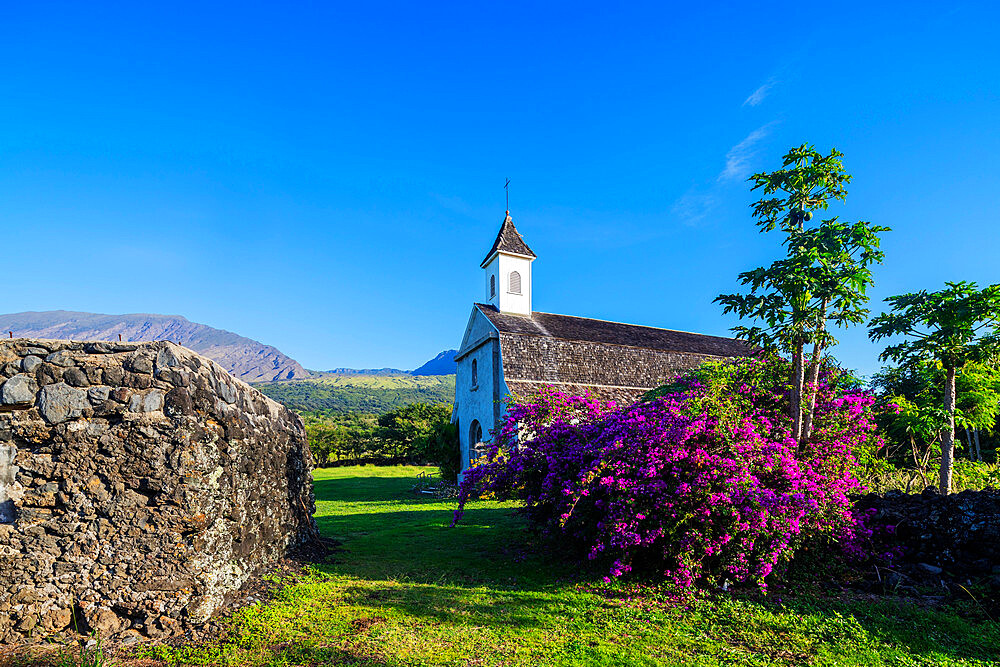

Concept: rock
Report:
left=35, top=364, right=60, bottom=386
left=103, top=366, right=124, bottom=385
left=63, top=367, right=89, bottom=388
left=20, top=356, right=41, bottom=373
left=41, top=607, right=72, bottom=632
left=87, top=609, right=124, bottom=635
left=0, top=500, right=15, bottom=524
left=1, top=374, right=37, bottom=405
left=218, top=380, right=238, bottom=405
left=87, top=386, right=111, bottom=405
left=45, top=351, right=76, bottom=368
left=155, top=345, right=183, bottom=371
left=128, top=390, right=164, bottom=413
left=38, top=382, right=89, bottom=424
left=110, top=387, right=130, bottom=403
left=917, top=562, right=943, bottom=575
left=127, top=355, right=154, bottom=374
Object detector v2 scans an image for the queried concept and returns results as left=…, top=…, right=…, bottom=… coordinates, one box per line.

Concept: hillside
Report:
left=255, top=374, right=455, bottom=414
left=0, top=310, right=310, bottom=382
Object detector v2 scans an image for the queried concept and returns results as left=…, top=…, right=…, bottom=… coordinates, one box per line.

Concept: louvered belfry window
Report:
left=490, top=275, right=496, bottom=298
left=509, top=271, right=521, bottom=295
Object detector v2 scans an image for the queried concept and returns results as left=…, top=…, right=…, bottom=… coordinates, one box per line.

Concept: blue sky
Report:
left=1, top=2, right=997, bottom=375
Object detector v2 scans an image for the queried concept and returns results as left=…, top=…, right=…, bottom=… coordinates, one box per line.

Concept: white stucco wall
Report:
left=483, top=253, right=533, bottom=316
left=453, top=308, right=509, bottom=475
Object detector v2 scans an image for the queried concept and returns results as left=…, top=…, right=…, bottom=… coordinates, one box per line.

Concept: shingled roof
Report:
left=476, top=304, right=751, bottom=357
left=480, top=212, right=536, bottom=267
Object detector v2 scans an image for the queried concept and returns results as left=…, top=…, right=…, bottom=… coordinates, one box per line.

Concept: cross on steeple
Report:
left=504, top=177, right=510, bottom=212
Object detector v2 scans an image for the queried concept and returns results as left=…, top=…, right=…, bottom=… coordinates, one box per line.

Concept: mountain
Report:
left=411, top=349, right=457, bottom=376
left=0, top=310, right=310, bottom=382
left=255, top=374, right=455, bottom=414
left=312, top=350, right=458, bottom=378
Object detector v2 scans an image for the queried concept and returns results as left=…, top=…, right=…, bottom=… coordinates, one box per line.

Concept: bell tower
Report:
left=480, top=210, right=535, bottom=316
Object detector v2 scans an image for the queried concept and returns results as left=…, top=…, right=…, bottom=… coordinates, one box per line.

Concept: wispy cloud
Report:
left=718, top=123, right=777, bottom=182
left=670, top=189, right=718, bottom=228
left=743, top=78, right=777, bottom=107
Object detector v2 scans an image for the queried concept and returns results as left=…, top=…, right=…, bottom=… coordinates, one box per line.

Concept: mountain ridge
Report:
left=311, top=349, right=458, bottom=378
left=0, top=310, right=310, bottom=382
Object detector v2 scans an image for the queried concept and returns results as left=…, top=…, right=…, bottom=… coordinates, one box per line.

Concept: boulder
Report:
left=1, top=374, right=37, bottom=405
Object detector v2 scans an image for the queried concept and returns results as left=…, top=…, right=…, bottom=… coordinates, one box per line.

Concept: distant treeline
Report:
left=256, top=374, right=455, bottom=414
left=302, top=403, right=460, bottom=480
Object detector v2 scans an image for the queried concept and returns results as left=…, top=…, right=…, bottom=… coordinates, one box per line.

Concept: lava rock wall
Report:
left=858, top=489, right=1000, bottom=581
left=0, top=339, right=315, bottom=643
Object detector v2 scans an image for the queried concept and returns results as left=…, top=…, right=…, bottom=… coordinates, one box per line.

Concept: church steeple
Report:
left=480, top=211, right=536, bottom=268
left=481, top=210, right=535, bottom=316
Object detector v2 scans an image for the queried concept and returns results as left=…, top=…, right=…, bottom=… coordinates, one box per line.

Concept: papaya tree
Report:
left=716, top=144, right=887, bottom=443
left=796, top=219, right=888, bottom=440
left=872, top=360, right=1000, bottom=488
left=869, top=282, right=1000, bottom=494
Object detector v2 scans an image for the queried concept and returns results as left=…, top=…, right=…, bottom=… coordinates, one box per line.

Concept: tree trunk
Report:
left=790, top=343, right=805, bottom=442
left=801, top=340, right=824, bottom=443
left=940, top=365, right=957, bottom=495
left=974, top=428, right=982, bottom=462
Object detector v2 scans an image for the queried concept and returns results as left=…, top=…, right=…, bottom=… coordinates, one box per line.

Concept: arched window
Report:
left=490, top=274, right=496, bottom=298
left=471, top=359, right=478, bottom=387
left=469, top=420, right=484, bottom=460
left=509, top=271, right=522, bottom=295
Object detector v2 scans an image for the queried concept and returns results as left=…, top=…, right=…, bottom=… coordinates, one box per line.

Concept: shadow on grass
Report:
left=314, top=504, right=580, bottom=591
left=313, top=472, right=438, bottom=506
left=311, top=469, right=1000, bottom=665
left=334, top=580, right=588, bottom=630
left=786, top=593, right=999, bottom=663
left=270, top=642, right=402, bottom=667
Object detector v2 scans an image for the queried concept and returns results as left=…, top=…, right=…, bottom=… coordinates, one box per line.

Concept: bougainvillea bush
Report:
left=452, top=357, right=885, bottom=590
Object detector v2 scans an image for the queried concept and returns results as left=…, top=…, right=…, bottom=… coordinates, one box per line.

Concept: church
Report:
left=452, top=211, right=750, bottom=474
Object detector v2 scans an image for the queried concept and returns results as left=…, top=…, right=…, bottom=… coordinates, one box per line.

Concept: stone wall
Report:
left=0, top=339, right=316, bottom=644
left=857, top=490, right=1000, bottom=580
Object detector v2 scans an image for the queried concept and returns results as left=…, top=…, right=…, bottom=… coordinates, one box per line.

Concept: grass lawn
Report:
left=118, top=466, right=998, bottom=665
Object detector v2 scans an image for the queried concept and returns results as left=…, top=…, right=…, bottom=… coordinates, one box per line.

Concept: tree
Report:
left=796, top=220, right=888, bottom=440
left=869, top=282, right=1000, bottom=493
left=376, top=402, right=458, bottom=472
left=871, top=360, right=1000, bottom=489
left=716, top=144, right=887, bottom=443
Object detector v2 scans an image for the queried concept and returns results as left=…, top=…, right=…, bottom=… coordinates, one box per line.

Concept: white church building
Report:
left=452, top=211, right=749, bottom=474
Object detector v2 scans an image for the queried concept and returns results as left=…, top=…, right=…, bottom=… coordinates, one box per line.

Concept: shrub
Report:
left=453, top=357, right=882, bottom=590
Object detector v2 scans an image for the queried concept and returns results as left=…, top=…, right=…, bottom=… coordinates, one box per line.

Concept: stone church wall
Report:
left=499, top=334, right=718, bottom=392
left=0, top=339, right=315, bottom=644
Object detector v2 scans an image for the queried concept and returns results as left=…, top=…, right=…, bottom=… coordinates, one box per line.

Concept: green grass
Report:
left=136, top=466, right=997, bottom=666
left=253, top=375, right=455, bottom=414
